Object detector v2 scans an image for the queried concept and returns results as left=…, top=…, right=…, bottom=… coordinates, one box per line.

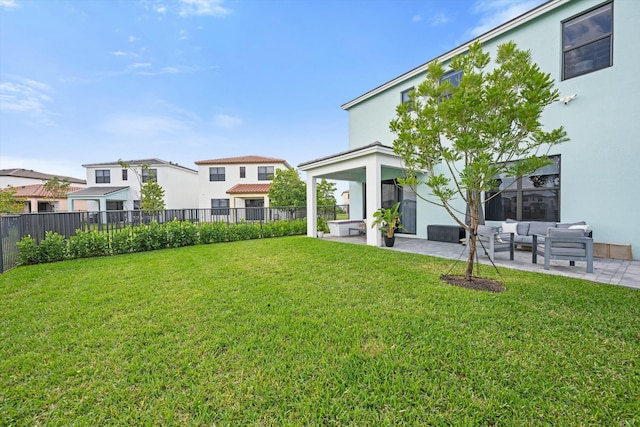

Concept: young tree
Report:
left=0, top=186, right=27, bottom=214
left=268, top=168, right=306, bottom=207
left=390, top=41, right=568, bottom=281
left=140, top=180, right=165, bottom=215
left=317, top=179, right=337, bottom=207
left=43, top=177, right=70, bottom=212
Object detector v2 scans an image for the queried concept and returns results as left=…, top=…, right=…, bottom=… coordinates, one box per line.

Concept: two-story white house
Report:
left=67, top=159, right=198, bottom=212
left=194, top=155, right=292, bottom=218
left=300, top=0, right=639, bottom=260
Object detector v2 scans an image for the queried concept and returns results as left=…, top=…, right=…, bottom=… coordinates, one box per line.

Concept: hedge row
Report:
left=16, top=219, right=307, bottom=266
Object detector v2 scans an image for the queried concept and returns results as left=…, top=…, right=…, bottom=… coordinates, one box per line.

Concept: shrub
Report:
left=16, top=235, right=38, bottom=266
left=198, top=221, right=228, bottom=244
left=111, top=229, right=133, bottom=255
left=37, top=231, right=67, bottom=263
left=165, top=219, right=199, bottom=248
left=131, top=222, right=167, bottom=252
left=68, top=230, right=110, bottom=259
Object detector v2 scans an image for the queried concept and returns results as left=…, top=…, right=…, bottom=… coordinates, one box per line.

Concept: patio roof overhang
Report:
left=298, top=142, right=406, bottom=247
left=66, top=186, right=130, bottom=212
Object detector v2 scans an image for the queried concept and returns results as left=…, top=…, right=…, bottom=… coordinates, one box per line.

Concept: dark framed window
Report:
left=133, top=200, right=141, bottom=210
left=122, top=169, right=128, bottom=181
left=401, top=87, right=414, bottom=110
left=240, top=166, right=246, bottom=178
left=209, top=167, right=225, bottom=181
left=258, top=166, right=274, bottom=181
left=211, top=198, right=230, bottom=215
left=485, top=155, right=561, bottom=222
left=96, top=169, right=110, bottom=184
left=562, top=2, right=613, bottom=80
left=439, top=70, right=463, bottom=98
left=142, top=168, right=157, bottom=183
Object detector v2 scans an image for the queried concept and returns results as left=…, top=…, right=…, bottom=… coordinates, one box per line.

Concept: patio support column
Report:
left=99, top=198, right=108, bottom=225
left=305, top=174, right=318, bottom=238
left=365, top=158, right=382, bottom=247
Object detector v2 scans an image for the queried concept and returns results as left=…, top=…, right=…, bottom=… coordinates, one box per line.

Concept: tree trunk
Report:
left=465, top=202, right=478, bottom=280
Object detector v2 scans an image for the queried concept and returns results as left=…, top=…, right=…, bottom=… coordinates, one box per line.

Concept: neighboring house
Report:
left=194, top=155, right=292, bottom=217
left=299, top=0, right=639, bottom=259
left=13, top=184, right=87, bottom=213
left=67, top=159, right=198, bottom=212
left=0, top=168, right=87, bottom=212
left=0, top=168, right=86, bottom=188
left=341, top=190, right=350, bottom=206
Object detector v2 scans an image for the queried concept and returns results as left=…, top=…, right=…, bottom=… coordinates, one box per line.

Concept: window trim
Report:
left=485, top=155, right=561, bottom=222
left=211, top=198, right=230, bottom=215
left=258, top=166, right=274, bottom=181
left=96, top=169, right=111, bottom=184
left=142, top=168, right=158, bottom=183
left=209, top=167, right=226, bottom=182
left=561, top=1, right=613, bottom=80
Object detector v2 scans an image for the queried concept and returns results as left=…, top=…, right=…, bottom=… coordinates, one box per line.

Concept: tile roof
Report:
left=226, top=184, right=271, bottom=194
left=12, top=184, right=84, bottom=198
left=194, top=155, right=291, bottom=168
left=0, top=168, right=86, bottom=184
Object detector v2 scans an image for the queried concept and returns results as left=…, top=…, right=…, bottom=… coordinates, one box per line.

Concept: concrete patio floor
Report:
left=321, top=234, right=640, bottom=290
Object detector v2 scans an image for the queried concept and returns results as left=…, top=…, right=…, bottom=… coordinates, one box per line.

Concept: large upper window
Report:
left=485, top=155, right=561, bottom=222
left=258, top=166, right=274, bottom=181
left=400, top=87, right=414, bottom=110
left=562, top=2, right=613, bottom=80
left=439, top=70, right=463, bottom=98
left=142, top=168, right=157, bottom=183
left=96, top=170, right=110, bottom=184
left=240, top=166, right=246, bottom=178
left=209, top=167, right=225, bottom=182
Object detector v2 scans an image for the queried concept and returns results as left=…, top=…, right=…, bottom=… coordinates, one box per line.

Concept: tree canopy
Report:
left=268, top=168, right=307, bottom=207
left=390, top=41, right=568, bottom=280
left=0, top=186, right=27, bottom=214
left=43, top=177, right=70, bottom=212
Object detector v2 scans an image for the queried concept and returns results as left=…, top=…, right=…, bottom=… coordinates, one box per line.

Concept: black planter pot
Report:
left=384, top=234, right=396, bottom=247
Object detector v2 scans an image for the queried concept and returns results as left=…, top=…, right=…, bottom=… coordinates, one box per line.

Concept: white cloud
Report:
left=154, top=4, right=166, bottom=14
left=179, top=0, right=230, bottom=17
left=213, top=114, right=242, bottom=129
left=470, top=0, right=543, bottom=37
left=0, top=0, right=19, bottom=10
left=131, top=62, right=152, bottom=68
left=98, top=115, right=191, bottom=139
left=109, top=51, right=128, bottom=56
left=179, top=29, right=188, bottom=40
left=0, top=78, right=53, bottom=121
left=427, top=12, right=449, bottom=26
left=412, top=15, right=422, bottom=23
left=128, top=36, right=138, bottom=43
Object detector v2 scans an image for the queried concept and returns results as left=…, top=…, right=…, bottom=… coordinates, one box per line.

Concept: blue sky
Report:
left=0, top=0, right=545, bottom=182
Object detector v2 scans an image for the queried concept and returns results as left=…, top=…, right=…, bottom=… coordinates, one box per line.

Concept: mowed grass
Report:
left=1, top=237, right=639, bottom=426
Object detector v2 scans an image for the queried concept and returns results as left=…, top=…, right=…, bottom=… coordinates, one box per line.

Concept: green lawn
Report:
left=1, top=237, right=639, bottom=425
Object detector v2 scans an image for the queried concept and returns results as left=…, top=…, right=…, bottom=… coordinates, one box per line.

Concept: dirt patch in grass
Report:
left=441, top=275, right=506, bottom=293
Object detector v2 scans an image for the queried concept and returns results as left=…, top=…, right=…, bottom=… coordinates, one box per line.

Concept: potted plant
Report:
left=317, top=216, right=329, bottom=238
left=370, top=202, right=403, bottom=247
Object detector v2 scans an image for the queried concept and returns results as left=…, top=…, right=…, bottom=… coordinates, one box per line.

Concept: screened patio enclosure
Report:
left=298, top=142, right=414, bottom=247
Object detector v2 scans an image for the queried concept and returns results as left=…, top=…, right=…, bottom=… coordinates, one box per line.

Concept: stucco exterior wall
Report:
left=197, top=162, right=288, bottom=209
left=346, top=0, right=639, bottom=258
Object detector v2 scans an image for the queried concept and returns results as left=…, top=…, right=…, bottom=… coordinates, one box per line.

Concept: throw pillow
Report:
left=569, top=224, right=589, bottom=231
left=502, top=222, right=518, bottom=235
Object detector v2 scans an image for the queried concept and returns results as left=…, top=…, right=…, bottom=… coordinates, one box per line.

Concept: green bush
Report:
left=16, top=235, right=38, bottom=266
left=15, top=219, right=308, bottom=266
left=198, top=221, right=228, bottom=244
left=165, top=219, right=199, bottom=248
left=110, top=229, right=133, bottom=255
left=68, top=230, right=110, bottom=258
left=37, top=231, right=67, bottom=263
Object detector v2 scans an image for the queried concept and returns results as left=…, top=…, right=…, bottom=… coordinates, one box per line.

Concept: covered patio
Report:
left=298, top=142, right=406, bottom=247
left=320, top=234, right=640, bottom=289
